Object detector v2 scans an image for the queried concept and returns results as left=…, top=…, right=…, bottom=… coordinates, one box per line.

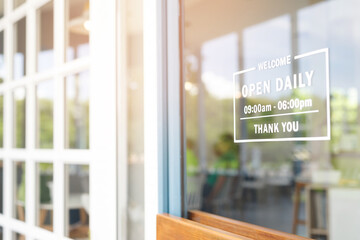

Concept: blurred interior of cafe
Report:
left=184, top=1, right=360, bottom=239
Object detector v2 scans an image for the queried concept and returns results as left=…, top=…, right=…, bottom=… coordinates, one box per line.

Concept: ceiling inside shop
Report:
left=184, top=0, right=323, bottom=50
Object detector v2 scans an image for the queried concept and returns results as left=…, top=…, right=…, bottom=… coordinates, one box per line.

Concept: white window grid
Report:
left=0, top=0, right=92, bottom=239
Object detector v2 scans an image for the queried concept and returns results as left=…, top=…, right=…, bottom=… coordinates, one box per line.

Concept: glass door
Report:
left=182, top=1, right=360, bottom=240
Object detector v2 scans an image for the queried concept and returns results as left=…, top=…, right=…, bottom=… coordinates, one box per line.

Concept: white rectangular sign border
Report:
left=233, top=48, right=331, bottom=143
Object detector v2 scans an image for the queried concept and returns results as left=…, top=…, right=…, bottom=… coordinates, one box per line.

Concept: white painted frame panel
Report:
left=144, top=0, right=161, bottom=238
left=143, top=0, right=169, bottom=239
left=116, top=0, right=127, bottom=239
left=144, top=0, right=185, bottom=238
left=89, top=0, right=118, bottom=239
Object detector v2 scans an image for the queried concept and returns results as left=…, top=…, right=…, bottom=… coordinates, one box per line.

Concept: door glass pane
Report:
left=13, top=17, right=26, bottom=80
left=66, top=0, right=90, bottom=61
left=65, top=164, right=89, bottom=240
left=14, top=161, right=25, bottom=221
left=12, top=232, right=25, bottom=240
left=65, top=71, right=89, bottom=149
left=13, top=88, right=26, bottom=148
left=184, top=0, right=360, bottom=238
left=36, top=80, right=53, bottom=148
left=0, top=31, right=5, bottom=84
left=36, top=163, right=53, bottom=231
left=37, top=1, right=54, bottom=72
left=13, top=0, right=25, bottom=9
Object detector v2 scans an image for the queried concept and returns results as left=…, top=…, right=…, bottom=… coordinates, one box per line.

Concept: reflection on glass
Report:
left=12, top=232, right=25, bottom=240
left=66, top=0, right=89, bottom=61
left=36, top=80, right=53, bottom=148
left=0, top=160, right=3, bottom=214
left=184, top=0, right=360, bottom=238
left=14, top=0, right=25, bottom=9
left=0, top=31, right=5, bottom=84
left=37, top=1, right=54, bottom=72
left=36, top=163, right=53, bottom=231
left=13, top=17, right=26, bottom=80
left=65, top=71, right=89, bottom=149
left=65, top=164, right=89, bottom=240
left=14, top=161, right=25, bottom=222
left=13, top=88, right=26, bottom=148
left=0, top=95, right=3, bottom=148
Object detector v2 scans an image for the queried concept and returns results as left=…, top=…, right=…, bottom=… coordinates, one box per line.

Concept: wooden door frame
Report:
left=157, top=211, right=311, bottom=240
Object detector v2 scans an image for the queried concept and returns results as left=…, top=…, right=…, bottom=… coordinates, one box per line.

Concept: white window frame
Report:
left=0, top=0, right=119, bottom=239
left=143, top=0, right=183, bottom=240
left=89, top=0, right=118, bottom=239
left=143, top=0, right=166, bottom=239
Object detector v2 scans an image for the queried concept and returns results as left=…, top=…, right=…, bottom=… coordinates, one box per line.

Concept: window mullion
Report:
left=53, top=0, right=66, bottom=238
left=3, top=0, right=13, bottom=238
left=25, top=2, right=36, bottom=240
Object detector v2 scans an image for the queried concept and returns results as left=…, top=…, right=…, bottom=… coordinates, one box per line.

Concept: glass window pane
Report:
left=36, top=163, right=53, bottom=231
left=0, top=160, right=3, bottom=214
left=13, top=17, right=26, bottom=80
left=0, top=31, right=5, bottom=84
left=0, top=0, right=4, bottom=18
left=0, top=95, right=3, bottom=148
left=13, top=0, right=25, bottom=9
left=12, top=232, right=25, bottom=240
left=65, top=71, right=89, bottom=149
left=66, top=0, right=90, bottom=61
left=37, top=2, right=54, bottom=72
left=14, top=161, right=25, bottom=221
left=36, top=80, right=53, bottom=148
left=66, top=164, right=89, bottom=240
left=13, top=88, right=26, bottom=148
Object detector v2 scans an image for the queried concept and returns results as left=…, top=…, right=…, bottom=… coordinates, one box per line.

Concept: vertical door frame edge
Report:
left=89, top=0, right=118, bottom=239
left=143, top=0, right=169, bottom=239
left=144, top=0, right=185, bottom=238
left=167, top=0, right=185, bottom=218
left=116, top=0, right=128, bottom=239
